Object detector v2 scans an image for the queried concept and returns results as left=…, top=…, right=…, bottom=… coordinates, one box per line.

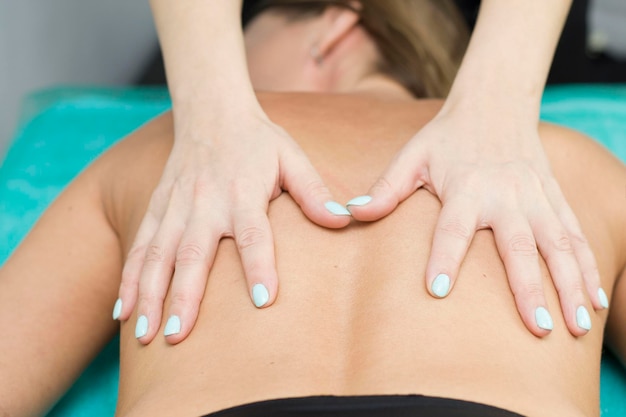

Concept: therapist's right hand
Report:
left=114, top=111, right=351, bottom=345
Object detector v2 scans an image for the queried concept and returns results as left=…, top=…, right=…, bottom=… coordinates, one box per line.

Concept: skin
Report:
left=117, top=0, right=606, bottom=347
left=1, top=7, right=625, bottom=417
left=116, top=103, right=624, bottom=417
left=359, top=0, right=606, bottom=337
left=1, top=88, right=625, bottom=417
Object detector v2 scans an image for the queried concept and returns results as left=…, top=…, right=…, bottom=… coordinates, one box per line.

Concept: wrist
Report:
left=171, top=96, right=269, bottom=144
left=441, top=80, right=541, bottom=126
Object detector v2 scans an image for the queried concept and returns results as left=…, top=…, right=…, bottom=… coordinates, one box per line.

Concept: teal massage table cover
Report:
left=0, top=85, right=625, bottom=416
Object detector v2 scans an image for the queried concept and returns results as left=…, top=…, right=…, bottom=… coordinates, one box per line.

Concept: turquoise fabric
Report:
left=0, top=85, right=624, bottom=416
left=539, top=85, right=626, bottom=416
left=0, top=87, right=171, bottom=417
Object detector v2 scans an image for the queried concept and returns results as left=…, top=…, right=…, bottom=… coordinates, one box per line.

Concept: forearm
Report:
left=446, top=0, right=572, bottom=122
left=150, top=0, right=261, bottom=137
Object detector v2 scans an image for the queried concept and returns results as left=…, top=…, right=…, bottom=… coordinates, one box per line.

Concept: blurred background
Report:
left=1, top=0, right=625, bottom=160
left=0, top=0, right=156, bottom=158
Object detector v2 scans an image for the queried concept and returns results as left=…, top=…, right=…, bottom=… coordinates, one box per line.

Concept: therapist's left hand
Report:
left=347, top=105, right=607, bottom=338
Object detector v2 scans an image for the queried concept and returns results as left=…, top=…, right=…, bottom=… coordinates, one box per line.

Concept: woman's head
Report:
left=243, top=0, right=469, bottom=97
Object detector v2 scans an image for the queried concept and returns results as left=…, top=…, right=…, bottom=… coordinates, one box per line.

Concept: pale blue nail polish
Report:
left=325, top=201, right=351, bottom=216
left=135, top=315, right=149, bottom=339
left=598, top=288, right=609, bottom=309
left=346, top=195, right=372, bottom=207
left=535, top=307, right=554, bottom=331
left=112, top=298, right=122, bottom=320
left=576, top=306, right=592, bottom=331
left=431, top=274, right=451, bottom=298
left=252, top=284, right=270, bottom=308
left=164, top=315, right=181, bottom=336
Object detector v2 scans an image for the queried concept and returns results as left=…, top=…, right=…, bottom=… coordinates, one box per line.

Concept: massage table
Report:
left=0, top=85, right=624, bottom=416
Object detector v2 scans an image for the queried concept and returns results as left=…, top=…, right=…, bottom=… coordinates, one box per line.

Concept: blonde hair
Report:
left=243, top=0, right=469, bottom=98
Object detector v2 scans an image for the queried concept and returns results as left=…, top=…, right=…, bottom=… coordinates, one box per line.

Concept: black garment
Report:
left=202, top=395, right=526, bottom=417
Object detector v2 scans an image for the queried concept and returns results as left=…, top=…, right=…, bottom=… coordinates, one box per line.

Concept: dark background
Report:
left=137, top=0, right=626, bottom=86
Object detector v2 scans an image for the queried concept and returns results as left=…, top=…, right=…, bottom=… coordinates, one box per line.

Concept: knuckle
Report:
left=551, top=234, right=573, bottom=254
left=170, top=291, right=203, bottom=308
left=144, top=244, right=168, bottom=264
left=543, top=176, right=564, bottom=197
left=192, top=176, right=215, bottom=199
left=303, top=179, right=330, bottom=200
left=126, top=244, right=147, bottom=262
left=437, top=219, right=472, bottom=241
left=150, top=183, right=173, bottom=205
left=514, top=281, right=544, bottom=299
left=371, top=177, right=401, bottom=201
left=118, top=278, right=138, bottom=295
left=507, top=234, right=537, bottom=257
left=176, top=243, right=207, bottom=266
left=230, top=179, right=258, bottom=203
left=568, top=230, right=588, bottom=247
left=236, top=226, right=267, bottom=251
left=137, top=291, right=165, bottom=307
left=372, top=177, right=392, bottom=193
left=557, top=279, right=586, bottom=298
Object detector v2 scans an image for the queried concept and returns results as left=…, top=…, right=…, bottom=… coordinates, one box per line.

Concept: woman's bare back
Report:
left=90, top=93, right=626, bottom=417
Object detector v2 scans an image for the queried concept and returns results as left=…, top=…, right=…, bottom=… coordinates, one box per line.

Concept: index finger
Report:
left=232, top=208, right=278, bottom=309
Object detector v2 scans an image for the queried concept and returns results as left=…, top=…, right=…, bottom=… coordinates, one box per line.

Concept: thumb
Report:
left=279, top=143, right=352, bottom=229
left=348, top=139, right=428, bottom=221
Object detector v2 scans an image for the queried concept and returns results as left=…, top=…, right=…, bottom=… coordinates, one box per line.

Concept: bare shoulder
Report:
left=539, top=122, right=625, bottom=176
left=92, top=112, right=174, bottom=247
left=540, top=122, right=626, bottom=298
left=540, top=122, right=626, bottom=244
left=95, top=112, right=173, bottom=182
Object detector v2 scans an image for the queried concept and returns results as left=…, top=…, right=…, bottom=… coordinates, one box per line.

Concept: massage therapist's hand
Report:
left=115, top=111, right=351, bottom=344
left=347, top=104, right=608, bottom=338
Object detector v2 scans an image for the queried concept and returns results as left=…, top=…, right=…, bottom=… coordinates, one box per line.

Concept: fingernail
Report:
left=431, top=274, right=451, bottom=298
left=576, top=306, right=592, bottom=331
left=535, top=307, right=554, bottom=331
left=135, top=315, right=149, bottom=339
left=598, top=288, right=609, bottom=309
left=112, top=298, right=122, bottom=320
left=325, top=201, right=351, bottom=216
left=346, top=195, right=372, bottom=207
left=164, top=315, right=181, bottom=336
left=252, top=284, right=270, bottom=308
